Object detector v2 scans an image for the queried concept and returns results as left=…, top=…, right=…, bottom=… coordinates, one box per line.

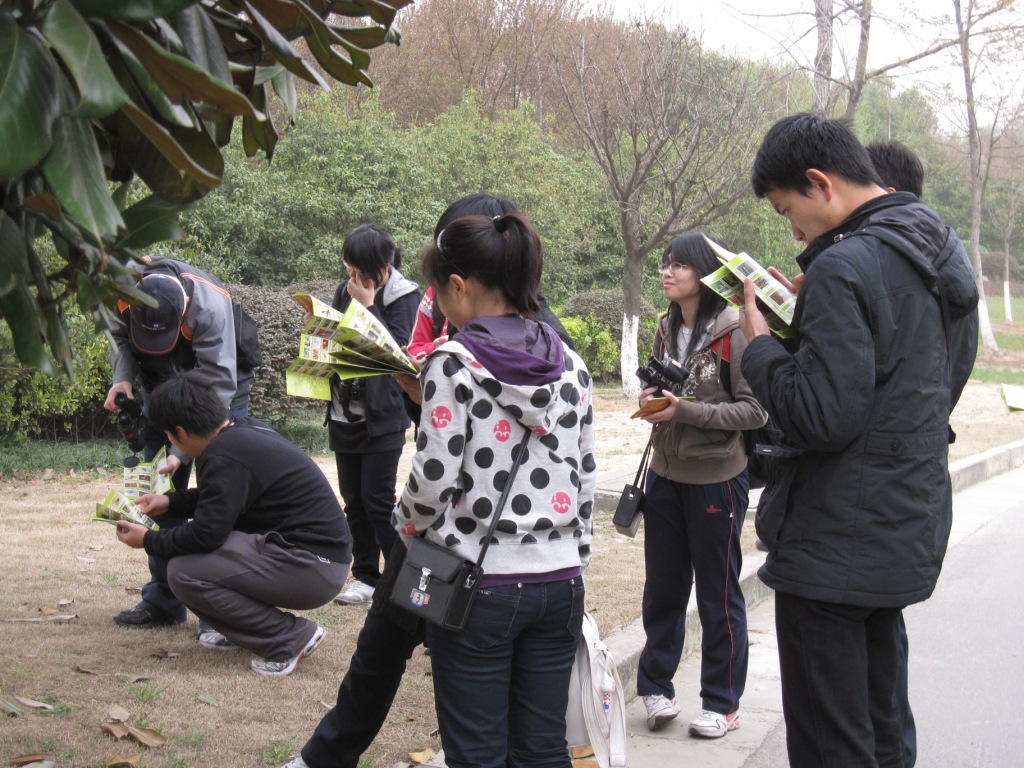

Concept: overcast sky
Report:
left=587, top=0, right=1020, bottom=128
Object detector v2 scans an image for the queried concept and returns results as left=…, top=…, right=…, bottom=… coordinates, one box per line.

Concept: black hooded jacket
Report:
left=741, top=192, right=979, bottom=607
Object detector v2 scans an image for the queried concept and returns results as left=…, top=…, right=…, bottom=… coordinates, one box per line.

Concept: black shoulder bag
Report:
left=612, top=429, right=654, bottom=537
left=390, top=428, right=532, bottom=631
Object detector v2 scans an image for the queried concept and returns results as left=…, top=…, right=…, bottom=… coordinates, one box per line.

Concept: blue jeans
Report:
left=427, top=578, right=585, bottom=768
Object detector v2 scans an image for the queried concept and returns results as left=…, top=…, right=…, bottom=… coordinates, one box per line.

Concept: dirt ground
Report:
left=1, top=380, right=1022, bottom=768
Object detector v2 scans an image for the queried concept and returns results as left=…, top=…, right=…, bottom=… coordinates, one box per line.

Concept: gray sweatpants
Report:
left=168, top=531, right=348, bottom=660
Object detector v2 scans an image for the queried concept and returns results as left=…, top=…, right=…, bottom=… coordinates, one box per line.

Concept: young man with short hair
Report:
left=114, top=371, right=351, bottom=677
left=740, top=114, right=979, bottom=767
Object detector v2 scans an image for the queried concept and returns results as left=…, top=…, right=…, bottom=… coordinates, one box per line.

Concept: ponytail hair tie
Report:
left=493, top=215, right=509, bottom=234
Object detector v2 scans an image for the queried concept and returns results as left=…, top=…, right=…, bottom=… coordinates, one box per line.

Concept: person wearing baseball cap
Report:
left=104, top=256, right=254, bottom=629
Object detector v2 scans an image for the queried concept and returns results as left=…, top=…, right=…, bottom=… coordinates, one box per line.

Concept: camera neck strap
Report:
left=475, top=427, right=533, bottom=568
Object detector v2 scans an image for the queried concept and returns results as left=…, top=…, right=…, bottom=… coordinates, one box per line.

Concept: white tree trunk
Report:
left=978, top=296, right=999, bottom=348
left=620, top=311, right=641, bottom=401
left=1005, top=281, right=1013, bottom=322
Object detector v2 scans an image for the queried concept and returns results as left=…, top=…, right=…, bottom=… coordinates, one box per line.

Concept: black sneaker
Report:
left=113, top=602, right=186, bottom=628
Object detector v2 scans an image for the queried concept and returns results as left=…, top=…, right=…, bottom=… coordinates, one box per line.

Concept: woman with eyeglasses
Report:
left=634, top=232, right=767, bottom=740
left=328, top=224, right=420, bottom=607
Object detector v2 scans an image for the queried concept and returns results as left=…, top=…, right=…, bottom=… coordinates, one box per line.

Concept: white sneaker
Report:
left=333, top=579, right=375, bottom=605
left=688, top=709, right=740, bottom=738
left=280, top=755, right=310, bottom=768
left=196, top=628, right=240, bottom=651
left=250, top=625, right=326, bottom=677
left=643, top=694, right=680, bottom=731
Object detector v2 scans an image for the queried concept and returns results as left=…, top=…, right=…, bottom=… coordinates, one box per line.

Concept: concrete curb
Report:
left=605, top=436, right=1024, bottom=702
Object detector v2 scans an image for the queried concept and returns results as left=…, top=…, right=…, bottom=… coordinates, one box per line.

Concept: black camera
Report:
left=114, top=392, right=147, bottom=453
left=636, top=355, right=690, bottom=395
left=338, top=378, right=365, bottom=404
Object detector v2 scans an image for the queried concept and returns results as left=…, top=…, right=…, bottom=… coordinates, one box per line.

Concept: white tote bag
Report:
left=566, top=611, right=627, bottom=768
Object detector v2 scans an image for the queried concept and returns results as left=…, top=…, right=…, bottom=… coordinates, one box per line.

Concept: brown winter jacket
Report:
left=648, top=307, right=767, bottom=485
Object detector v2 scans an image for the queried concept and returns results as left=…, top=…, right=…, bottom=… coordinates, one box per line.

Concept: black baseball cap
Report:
left=129, top=273, right=188, bottom=355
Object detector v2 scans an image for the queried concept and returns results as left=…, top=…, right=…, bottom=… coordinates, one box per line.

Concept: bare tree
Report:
left=554, top=18, right=775, bottom=396
left=952, top=0, right=1024, bottom=351
left=983, top=108, right=1024, bottom=322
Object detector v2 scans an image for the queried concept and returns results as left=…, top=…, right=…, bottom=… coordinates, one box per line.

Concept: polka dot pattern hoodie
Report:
left=394, top=316, right=595, bottom=575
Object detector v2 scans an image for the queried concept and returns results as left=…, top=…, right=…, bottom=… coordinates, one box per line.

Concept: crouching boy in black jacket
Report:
left=115, top=371, right=352, bottom=677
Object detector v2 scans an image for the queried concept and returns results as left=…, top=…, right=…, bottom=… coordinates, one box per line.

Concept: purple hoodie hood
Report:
left=455, top=316, right=565, bottom=386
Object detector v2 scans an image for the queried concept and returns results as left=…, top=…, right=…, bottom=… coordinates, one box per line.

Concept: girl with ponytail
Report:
left=394, top=211, right=595, bottom=768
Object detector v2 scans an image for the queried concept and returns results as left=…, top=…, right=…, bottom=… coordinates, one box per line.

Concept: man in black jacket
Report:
left=740, top=114, right=979, bottom=768
left=114, top=372, right=352, bottom=677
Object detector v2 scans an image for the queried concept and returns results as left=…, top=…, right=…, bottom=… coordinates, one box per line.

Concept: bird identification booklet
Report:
left=286, top=292, right=418, bottom=400
left=699, top=236, right=797, bottom=340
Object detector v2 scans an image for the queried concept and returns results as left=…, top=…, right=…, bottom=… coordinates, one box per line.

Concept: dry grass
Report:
left=2, top=383, right=1022, bottom=767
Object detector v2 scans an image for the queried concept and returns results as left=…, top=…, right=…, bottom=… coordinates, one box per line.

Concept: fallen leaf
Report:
left=318, top=700, right=332, bottom=711
left=101, top=722, right=131, bottom=740
left=570, top=760, right=600, bottom=768
left=39, top=607, right=59, bottom=616
left=5, top=614, right=78, bottom=623
left=143, top=648, right=180, bottom=659
left=89, top=544, right=104, bottom=551
left=69, top=468, right=78, bottom=477
left=9, top=754, right=54, bottom=766
left=77, top=556, right=96, bottom=564
left=14, top=696, right=53, bottom=711
left=116, top=674, right=150, bottom=683
left=57, top=598, right=74, bottom=607
left=570, top=745, right=595, bottom=758
left=2, top=697, right=25, bottom=717
left=124, top=586, right=143, bottom=594
left=196, top=693, right=219, bottom=708
left=127, top=725, right=166, bottom=748
left=107, top=704, right=131, bottom=722
left=76, top=665, right=100, bottom=675
left=408, top=748, right=436, bottom=764
left=105, top=754, right=141, bottom=767
left=41, top=468, right=55, bottom=480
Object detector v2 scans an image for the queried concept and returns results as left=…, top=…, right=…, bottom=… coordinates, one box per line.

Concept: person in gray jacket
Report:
left=104, top=256, right=254, bottom=629
left=741, top=113, right=979, bottom=768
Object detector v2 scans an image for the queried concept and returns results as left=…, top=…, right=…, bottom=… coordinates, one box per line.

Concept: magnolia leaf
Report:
left=68, top=0, right=198, bottom=20
left=0, top=283, right=51, bottom=369
left=15, top=696, right=54, bottom=711
left=9, top=755, right=55, bottom=766
left=42, top=0, right=128, bottom=118
left=108, top=21, right=262, bottom=118
left=104, top=755, right=141, bottom=768
left=196, top=693, right=220, bottom=707
left=0, top=17, right=60, bottom=177
left=111, top=44, right=195, bottom=129
left=41, top=112, right=126, bottom=240
left=331, top=24, right=390, bottom=50
left=246, top=0, right=310, bottom=40
left=305, top=30, right=370, bottom=87
left=127, top=725, right=166, bottom=747
left=0, top=213, right=29, bottom=297
left=172, top=4, right=231, bottom=85
left=242, top=83, right=278, bottom=159
left=270, top=66, right=297, bottom=119
left=107, top=704, right=132, bottom=722
left=116, top=195, right=187, bottom=250
left=101, top=722, right=131, bottom=739
left=118, top=101, right=222, bottom=200
left=239, top=0, right=330, bottom=90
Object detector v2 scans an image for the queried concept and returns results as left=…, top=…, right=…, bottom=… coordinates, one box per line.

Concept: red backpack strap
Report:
left=713, top=334, right=733, bottom=398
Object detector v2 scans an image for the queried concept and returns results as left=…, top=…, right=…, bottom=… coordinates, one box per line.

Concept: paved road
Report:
left=621, top=465, right=1024, bottom=768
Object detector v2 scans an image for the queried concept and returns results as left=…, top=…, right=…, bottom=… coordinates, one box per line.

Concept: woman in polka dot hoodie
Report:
left=393, top=211, right=595, bottom=768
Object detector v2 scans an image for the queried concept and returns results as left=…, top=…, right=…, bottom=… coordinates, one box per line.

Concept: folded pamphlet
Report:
left=699, top=237, right=797, bottom=339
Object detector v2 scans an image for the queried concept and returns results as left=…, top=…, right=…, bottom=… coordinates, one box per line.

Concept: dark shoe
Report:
left=113, top=603, right=185, bottom=628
